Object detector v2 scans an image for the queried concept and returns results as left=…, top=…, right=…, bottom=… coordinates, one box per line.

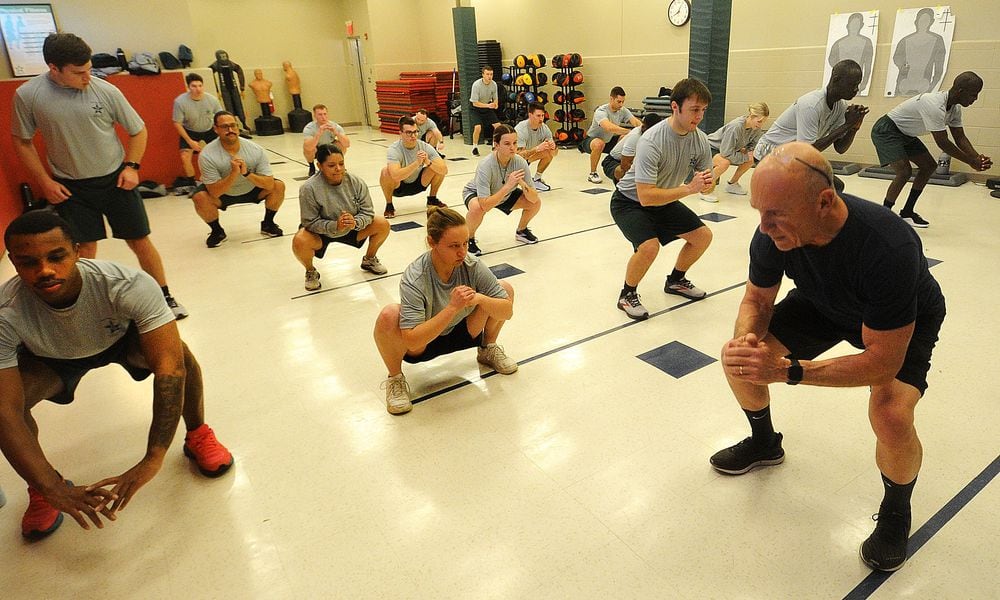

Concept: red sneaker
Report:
left=22, top=485, right=65, bottom=540
left=183, top=424, right=234, bottom=477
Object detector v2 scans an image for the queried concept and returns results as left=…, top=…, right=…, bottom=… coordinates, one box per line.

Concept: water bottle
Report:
left=936, top=153, right=951, bottom=175
left=20, top=183, right=36, bottom=211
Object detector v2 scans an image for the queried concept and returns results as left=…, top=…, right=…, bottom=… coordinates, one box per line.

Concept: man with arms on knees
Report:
left=295, top=144, right=390, bottom=291
left=872, top=71, right=991, bottom=228
left=378, top=116, right=448, bottom=218
left=580, top=86, right=642, bottom=184
left=11, top=33, right=187, bottom=319
left=514, top=102, right=558, bottom=192
left=414, top=108, right=445, bottom=155
left=302, top=104, right=350, bottom=176
left=469, top=66, right=500, bottom=156
left=712, top=142, right=945, bottom=572
left=0, top=211, right=233, bottom=540
left=611, top=79, right=715, bottom=321
left=603, top=113, right=662, bottom=184
left=191, top=111, right=285, bottom=248
left=172, top=73, right=223, bottom=188
left=754, top=60, right=868, bottom=193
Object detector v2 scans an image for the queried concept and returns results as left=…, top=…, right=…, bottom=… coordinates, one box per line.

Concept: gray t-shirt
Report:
left=386, top=140, right=441, bottom=184
left=172, top=92, right=223, bottom=133
left=0, top=259, right=174, bottom=368
left=469, top=78, right=498, bottom=105
left=610, top=126, right=643, bottom=161
left=12, top=73, right=145, bottom=179
left=198, top=138, right=273, bottom=197
left=462, top=152, right=535, bottom=200
left=299, top=171, right=373, bottom=238
left=416, top=116, right=439, bottom=137
left=514, top=119, right=553, bottom=150
left=399, top=252, right=508, bottom=335
left=586, top=103, right=636, bottom=142
left=707, top=116, right=763, bottom=164
left=302, top=120, right=346, bottom=147
left=888, top=91, right=962, bottom=137
left=616, top=119, right=713, bottom=202
left=755, top=89, right=847, bottom=160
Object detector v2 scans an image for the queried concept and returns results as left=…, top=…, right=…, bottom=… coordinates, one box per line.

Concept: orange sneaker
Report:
left=183, top=424, right=234, bottom=478
left=22, top=484, right=66, bottom=540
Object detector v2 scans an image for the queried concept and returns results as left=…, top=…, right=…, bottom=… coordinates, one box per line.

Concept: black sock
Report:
left=879, top=473, right=916, bottom=516
left=264, top=209, right=277, bottom=225
left=160, top=286, right=171, bottom=297
left=208, top=219, right=224, bottom=234
left=743, top=406, right=775, bottom=445
left=901, top=187, right=924, bottom=214
left=621, top=282, right=637, bottom=298
left=427, top=195, right=438, bottom=203
left=668, top=268, right=686, bottom=283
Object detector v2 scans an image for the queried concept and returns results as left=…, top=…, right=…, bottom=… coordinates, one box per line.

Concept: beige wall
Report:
left=729, top=0, right=999, bottom=175
left=1, top=0, right=361, bottom=127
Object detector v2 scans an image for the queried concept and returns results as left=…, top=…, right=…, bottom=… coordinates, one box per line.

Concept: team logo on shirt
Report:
left=92, top=102, right=104, bottom=115
left=101, top=318, right=124, bottom=335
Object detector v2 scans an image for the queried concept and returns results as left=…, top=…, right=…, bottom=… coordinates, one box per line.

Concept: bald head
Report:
left=756, top=142, right=834, bottom=198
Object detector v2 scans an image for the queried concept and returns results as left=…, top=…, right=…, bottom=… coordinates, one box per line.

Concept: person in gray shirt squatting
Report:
left=172, top=72, right=223, bottom=188
left=293, top=144, right=391, bottom=292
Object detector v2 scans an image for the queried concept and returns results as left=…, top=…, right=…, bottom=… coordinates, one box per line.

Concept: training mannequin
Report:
left=249, top=69, right=273, bottom=116
left=209, top=50, right=249, bottom=135
left=283, top=60, right=311, bottom=132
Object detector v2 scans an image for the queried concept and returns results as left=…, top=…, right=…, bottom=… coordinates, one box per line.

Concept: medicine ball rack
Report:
left=503, top=53, right=549, bottom=125
left=551, top=52, right=585, bottom=146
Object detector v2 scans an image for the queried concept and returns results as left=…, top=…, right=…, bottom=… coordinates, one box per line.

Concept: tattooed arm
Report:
left=87, top=321, right=186, bottom=513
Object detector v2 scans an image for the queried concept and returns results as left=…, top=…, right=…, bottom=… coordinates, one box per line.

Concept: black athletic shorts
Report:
left=768, top=288, right=945, bottom=395
left=579, top=134, right=619, bottom=154
left=179, top=128, right=218, bottom=150
left=192, top=184, right=270, bottom=210
left=464, top=187, right=522, bottom=215
left=18, top=323, right=150, bottom=405
left=393, top=170, right=430, bottom=197
left=472, top=107, right=500, bottom=127
left=610, top=190, right=704, bottom=251
left=312, top=229, right=364, bottom=258
left=403, top=317, right=483, bottom=364
left=871, top=115, right=929, bottom=167
left=602, top=154, right=621, bottom=180
left=55, top=166, right=151, bottom=242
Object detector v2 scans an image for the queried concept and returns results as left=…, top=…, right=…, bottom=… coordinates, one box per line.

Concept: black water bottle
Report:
left=116, top=48, right=128, bottom=70
left=20, top=183, right=36, bottom=211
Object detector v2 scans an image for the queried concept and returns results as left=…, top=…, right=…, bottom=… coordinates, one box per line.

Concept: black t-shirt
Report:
left=749, top=194, right=945, bottom=332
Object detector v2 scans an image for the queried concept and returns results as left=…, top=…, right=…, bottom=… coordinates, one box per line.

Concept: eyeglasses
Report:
left=217, top=123, right=240, bottom=130
left=793, top=157, right=834, bottom=188
left=401, top=129, right=419, bottom=136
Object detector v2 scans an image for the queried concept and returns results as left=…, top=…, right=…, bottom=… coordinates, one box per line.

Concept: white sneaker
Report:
left=381, top=374, right=412, bottom=414
left=304, top=269, right=321, bottom=291
left=361, top=255, right=388, bottom=275
left=533, top=176, right=551, bottom=192
left=699, top=193, right=719, bottom=203
left=617, top=291, right=649, bottom=320
left=477, top=343, right=518, bottom=374
left=587, top=172, right=602, bottom=184
left=725, top=182, right=747, bottom=195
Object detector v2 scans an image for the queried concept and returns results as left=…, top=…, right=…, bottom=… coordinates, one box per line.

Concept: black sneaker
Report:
left=426, top=197, right=447, bottom=208
left=860, top=510, right=911, bottom=571
left=472, top=147, right=480, bottom=156
left=710, top=432, right=784, bottom=475
left=206, top=229, right=227, bottom=248
left=468, top=238, right=482, bottom=256
left=899, top=211, right=929, bottom=228
left=515, top=228, right=538, bottom=244
left=260, top=221, right=284, bottom=238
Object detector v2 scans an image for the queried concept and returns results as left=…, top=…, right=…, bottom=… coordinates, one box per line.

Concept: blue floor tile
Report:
left=489, top=263, right=524, bottom=279
left=637, top=341, right=717, bottom=379
left=390, top=221, right=422, bottom=232
left=699, top=212, right=736, bottom=222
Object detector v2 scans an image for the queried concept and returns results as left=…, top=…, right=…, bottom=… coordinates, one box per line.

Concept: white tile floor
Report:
left=1, top=126, right=997, bottom=599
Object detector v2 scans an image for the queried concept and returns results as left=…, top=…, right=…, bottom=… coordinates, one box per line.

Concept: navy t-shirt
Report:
left=749, top=194, right=945, bottom=332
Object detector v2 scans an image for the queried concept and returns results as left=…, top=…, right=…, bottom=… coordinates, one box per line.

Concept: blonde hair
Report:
left=426, top=207, right=466, bottom=244
left=748, top=102, right=770, bottom=118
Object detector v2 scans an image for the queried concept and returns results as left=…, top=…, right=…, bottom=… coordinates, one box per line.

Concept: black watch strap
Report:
left=124, top=161, right=141, bottom=170
left=786, top=357, right=803, bottom=385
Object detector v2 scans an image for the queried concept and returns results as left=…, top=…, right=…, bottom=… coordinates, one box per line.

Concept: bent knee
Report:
left=376, top=304, right=402, bottom=329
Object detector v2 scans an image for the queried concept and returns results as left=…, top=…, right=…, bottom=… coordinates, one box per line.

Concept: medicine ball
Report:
left=556, top=128, right=569, bottom=142
left=501, top=72, right=512, bottom=84
left=554, top=91, right=565, bottom=104
left=536, top=91, right=548, bottom=103
left=508, top=92, right=517, bottom=102
left=570, top=108, right=586, bottom=122
left=521, top=74, right=533, bottom=86
left=572, top=71, right=584, bottom=84
left=515, top=54, right=528, bottom=68
left=524, top=91, right=536, bottom=103
left=527, top=54, right=538, bottom=67
left=570, top=127, right=584, bottom=142
left=534, top=54, right=546, bottom=68
left=570, top=90, right=586, bottom=104
left=552, top=54, right=563, bottom=68
left=555, top=109, right=566, bottom=122
left=536, top=72, right=547, bottom=86
left=570, top=53, right=582, bottom=67
left=563, top=53, right=574, bottom=68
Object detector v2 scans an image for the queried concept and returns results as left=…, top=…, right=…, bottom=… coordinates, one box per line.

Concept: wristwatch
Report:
left=123, top=161, right=141, bottom=170
left=786, top=358, right=803, bottom=385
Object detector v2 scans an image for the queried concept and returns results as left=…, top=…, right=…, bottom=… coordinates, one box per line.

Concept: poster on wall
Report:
left=823, top=10, right=879, bottom=97
left=0, top=4, right=57, bottom=77
left=884, top=6, right=955, bottom=97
